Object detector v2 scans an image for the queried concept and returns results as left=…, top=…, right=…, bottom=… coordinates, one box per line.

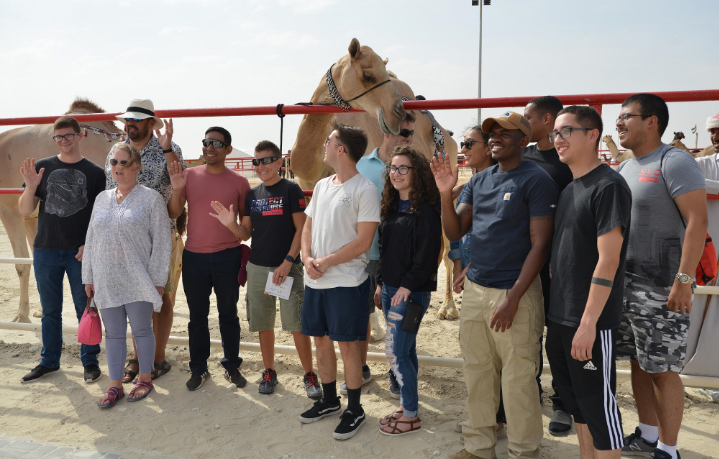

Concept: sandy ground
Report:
left=1, top=181, right=718, bottom=459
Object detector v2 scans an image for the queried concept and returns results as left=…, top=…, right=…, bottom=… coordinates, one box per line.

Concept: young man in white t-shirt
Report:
left=298, top=122, right=381, bottom=440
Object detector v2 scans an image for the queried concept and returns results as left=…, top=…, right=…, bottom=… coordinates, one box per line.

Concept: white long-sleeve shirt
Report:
left=696, top=153, right=719, bottom=195
left=82, top=185, right=171, bottom=312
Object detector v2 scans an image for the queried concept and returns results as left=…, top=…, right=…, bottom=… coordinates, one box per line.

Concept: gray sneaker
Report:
left=388, top=369, right=400, bottom=400
left=303, top=372, right=322, bottom=400
left=622, top=427, right=658, bottom=457
left=548, top=409, right=573, bottom=436
left=339, top=366, right=372, bottom=395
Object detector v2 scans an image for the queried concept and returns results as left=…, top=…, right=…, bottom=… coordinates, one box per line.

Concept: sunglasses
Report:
left=52, top=133, right=80, bottom=142
left=202, top=139, right=229, bottom=148
left=460, top=139, right=483, bottom=150
left=252, top=156, right=281, bottom=166
left=109, top=159, right=133, bottom=167
left=124, top=118, right=145, bottom=122
left=399, top=129, right=415, bottom=138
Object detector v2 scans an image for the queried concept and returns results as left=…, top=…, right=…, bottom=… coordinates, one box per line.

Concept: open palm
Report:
left=430, top=155, right=458, bottom=194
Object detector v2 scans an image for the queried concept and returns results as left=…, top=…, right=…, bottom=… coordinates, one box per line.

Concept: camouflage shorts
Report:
left=615, top=279, right=690, bottom=373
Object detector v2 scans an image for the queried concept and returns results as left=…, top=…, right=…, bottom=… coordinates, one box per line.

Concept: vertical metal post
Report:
left=478, top=1, right=483, bottom=123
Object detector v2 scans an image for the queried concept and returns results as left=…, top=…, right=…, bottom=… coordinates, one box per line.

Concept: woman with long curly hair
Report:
left=376, top=146, right=442, bottom=436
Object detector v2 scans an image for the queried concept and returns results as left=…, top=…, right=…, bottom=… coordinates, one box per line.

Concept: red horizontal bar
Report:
left=0, top=187, right=314, bottom=197
left=2, top=89, right=718, bottom=127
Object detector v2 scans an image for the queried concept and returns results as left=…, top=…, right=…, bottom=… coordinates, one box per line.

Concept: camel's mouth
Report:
left=378, top=109, right=398, bottom=136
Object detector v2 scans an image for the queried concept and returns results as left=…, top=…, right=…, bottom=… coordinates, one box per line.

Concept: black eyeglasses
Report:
left=124, top=118, right=145, bottom=122
left=460, top=139, right=483, bottom=150
left=202, top=139, right=229, bottom=148
left=548, top=127, right=594, bottom=143
left=252, top=156, right=281, bottom=166
left=52, top=133, right=80, bottom=142
left=387, top=165, right=414, bottom=175
left=109, top=159, right=133, bottom=167
left=616, top=113, right=646, bottom=123
left=399, top=129, right=415, bottom=138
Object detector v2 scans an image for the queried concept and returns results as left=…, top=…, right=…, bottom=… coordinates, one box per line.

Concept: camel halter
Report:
left=326, top=63, right=391, bottom=112
left=81, top=124, right=125, bottom=142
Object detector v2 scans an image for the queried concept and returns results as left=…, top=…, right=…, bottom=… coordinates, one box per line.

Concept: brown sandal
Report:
left=379, top=417, right=422, bottom=436
left=378, top=408, right=404, bottom=427
left=122, top=359, right=139, bottom=384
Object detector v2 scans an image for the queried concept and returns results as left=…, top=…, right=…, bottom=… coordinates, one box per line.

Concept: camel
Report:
left=670, top=131, right=690, bottom=153
left=290, top=38, right=460, bottom=321
left=603, top=135, right=634, bottom=162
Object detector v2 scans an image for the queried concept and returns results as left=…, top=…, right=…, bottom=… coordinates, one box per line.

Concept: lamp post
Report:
left=472, top=0, right=491, bottom=123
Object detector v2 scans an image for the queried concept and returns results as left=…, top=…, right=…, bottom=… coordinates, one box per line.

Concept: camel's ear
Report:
left=349, top=38, right=361, bottom=59
left=383, top=57, right=389, bottom=65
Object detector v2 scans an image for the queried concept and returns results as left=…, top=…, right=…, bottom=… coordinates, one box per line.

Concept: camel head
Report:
left=673, top=131, right=685, bottom=141
left=602, top=135, right=615, bottom=145
left=332, top=38, right=405, bottom=135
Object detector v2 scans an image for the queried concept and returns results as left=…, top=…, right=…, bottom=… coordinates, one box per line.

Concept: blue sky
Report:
left=1, top=0, right=717, bottom=158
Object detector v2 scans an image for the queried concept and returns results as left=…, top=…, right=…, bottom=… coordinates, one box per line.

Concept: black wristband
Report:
left=591, top=277, right=613, bottom=287
left=162, top=148, right=173, bottom=154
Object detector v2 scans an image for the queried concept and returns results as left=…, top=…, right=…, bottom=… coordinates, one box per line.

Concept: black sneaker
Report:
left=83, top=364, right=102, bottom=384
left=224, top=368, right=247, bottom=388
left=651, top=449, right=681, bottom=459
left=623, top=427, right=658, bottom=457
left=333, top=408, right=366, bottom=440
left=303, top=372, right=322, bottom=400
left=186, top=370, right=210, bottom=391
left=259, top=368, right=278, bottom=395
left=388, top=369, right=400, bottom=400
left=298, top=397, right=341, bottom=424
left=21, top=364, right=60, bottom=384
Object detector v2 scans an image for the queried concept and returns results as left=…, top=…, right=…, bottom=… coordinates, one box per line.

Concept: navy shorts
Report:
left=301, top=277, right=371, bottom=342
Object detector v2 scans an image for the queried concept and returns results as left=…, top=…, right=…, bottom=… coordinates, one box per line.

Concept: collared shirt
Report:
left=105, top=136, right=184, bottom=228
left=356, top=147, right=385, bottom=260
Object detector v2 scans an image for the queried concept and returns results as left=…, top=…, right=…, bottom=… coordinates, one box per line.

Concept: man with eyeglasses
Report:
left=298, top=122, right=380, bottom=440
left=545, top=106, right=631, bottom=458
left=613, top=94, right=707, bottom=459
left=523, top=95, right=575, bottom=436
left=210, top=140, right=321, bottom=399
left=106, top=99, right=185, bottom=383
left=167, top=126, right=250, bottom=391
left=353, top=111, right=416, bottom=399
left=19, top=116, right=106, bottom=384
left=433, top=112, right=558, bottom=459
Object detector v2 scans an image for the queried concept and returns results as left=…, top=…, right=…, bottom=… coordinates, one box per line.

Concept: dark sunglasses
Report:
left=252, top=156, right=281, bottom=166
left=460, top=139, right=483, bottom=150
left=124, top=118, right=145, bottom=122
left=109, top=159, right=133, bottom=167
left=202, top=138, right=229, bottom=148
left=399, top=129, right=415, bottom=138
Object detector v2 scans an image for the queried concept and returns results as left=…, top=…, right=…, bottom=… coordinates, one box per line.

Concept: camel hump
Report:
left=67, top=97, right=106, bottom=114
left=348, top=38, right=360, bottom=58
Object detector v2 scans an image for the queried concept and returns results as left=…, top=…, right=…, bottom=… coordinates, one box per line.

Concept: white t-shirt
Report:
left=304, top=173, right=381, bottom=289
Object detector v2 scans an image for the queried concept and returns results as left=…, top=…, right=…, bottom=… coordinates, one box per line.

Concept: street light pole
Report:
left=473, top=0, right=490, bottom=123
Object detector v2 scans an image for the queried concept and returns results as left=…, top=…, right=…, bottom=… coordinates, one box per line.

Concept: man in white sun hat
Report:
left=105, top=98, right=185, bottom=384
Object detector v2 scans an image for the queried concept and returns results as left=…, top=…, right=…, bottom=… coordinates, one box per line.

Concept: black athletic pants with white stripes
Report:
left=546, top=321, right=625, bottom=451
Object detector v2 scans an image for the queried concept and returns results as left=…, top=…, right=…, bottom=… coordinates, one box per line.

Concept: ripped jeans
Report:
left=381, top=285, right=431, bottom=417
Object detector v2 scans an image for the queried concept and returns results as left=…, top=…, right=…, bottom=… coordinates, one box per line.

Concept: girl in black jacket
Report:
left=376, top=146, right=442, bottom=436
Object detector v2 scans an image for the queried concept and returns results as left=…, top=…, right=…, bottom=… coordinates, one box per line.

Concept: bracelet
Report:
left=162, top=148, right=173, bottom=154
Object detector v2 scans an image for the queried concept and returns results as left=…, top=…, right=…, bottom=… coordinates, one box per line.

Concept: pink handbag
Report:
left=78, top=296, right=103, bottom=345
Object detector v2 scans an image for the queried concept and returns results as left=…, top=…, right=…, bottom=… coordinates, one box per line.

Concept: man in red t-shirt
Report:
left=168, top=126, right=251, bottom=392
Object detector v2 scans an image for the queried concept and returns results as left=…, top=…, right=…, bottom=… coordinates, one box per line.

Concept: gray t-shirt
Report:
left=617, top=144, right=705, bottom=287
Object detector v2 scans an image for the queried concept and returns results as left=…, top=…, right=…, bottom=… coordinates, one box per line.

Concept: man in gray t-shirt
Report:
left=615, top=94, right=707, bottom=459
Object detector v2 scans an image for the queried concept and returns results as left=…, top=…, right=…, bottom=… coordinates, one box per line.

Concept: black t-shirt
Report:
left=523, top=144, right=574, bottom=193
left=31, top=156, right=106, bottom=250
left=244, top=178, right=307, bottom=267
left=548, top=164, right=632, bottom=330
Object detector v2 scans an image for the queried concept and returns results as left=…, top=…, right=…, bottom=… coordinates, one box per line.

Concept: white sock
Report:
left=638, top=422, right=659, bottom=443
left=657, top=441, right=677, bottom=459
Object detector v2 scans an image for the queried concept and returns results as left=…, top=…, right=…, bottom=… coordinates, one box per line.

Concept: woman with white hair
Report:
left=83, top=142, right=171, bottom=408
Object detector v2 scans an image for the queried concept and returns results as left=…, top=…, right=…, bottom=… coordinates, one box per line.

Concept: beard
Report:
left=127, top=123, right=150, bottom=141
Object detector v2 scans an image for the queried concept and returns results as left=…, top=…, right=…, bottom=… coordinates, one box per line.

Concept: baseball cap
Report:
left=481, top=111, right=532, bottom=138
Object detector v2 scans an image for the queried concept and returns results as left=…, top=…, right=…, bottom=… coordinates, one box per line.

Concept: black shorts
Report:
left=546, top=321, right=624, bottom=451
left=301, top=277, right=371, bottom=342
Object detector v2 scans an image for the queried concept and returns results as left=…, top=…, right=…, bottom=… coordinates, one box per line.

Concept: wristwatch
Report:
left=675, top=273, right=697, bottom=289
left=285, top=255, right=295, bottom=264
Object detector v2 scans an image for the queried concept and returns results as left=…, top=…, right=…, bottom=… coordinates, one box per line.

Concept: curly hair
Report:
left=380, top=146, right=441, bottom=219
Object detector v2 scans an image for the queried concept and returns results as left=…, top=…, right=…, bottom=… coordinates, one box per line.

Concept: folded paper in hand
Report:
left=265, top=272, right=294, bottom=300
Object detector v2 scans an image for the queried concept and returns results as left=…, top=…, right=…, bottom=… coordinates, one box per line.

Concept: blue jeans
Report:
left=381, top=285, right=431, bottom=417
left=183, top=248, right=243, bottom=374
left=33, top=248, right=100, bottom=368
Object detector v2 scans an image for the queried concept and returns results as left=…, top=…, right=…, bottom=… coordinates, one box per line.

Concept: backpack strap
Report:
left=659, top=148, right=687, bottom=229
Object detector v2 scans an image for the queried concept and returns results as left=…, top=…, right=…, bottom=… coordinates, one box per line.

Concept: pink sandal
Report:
left=97, top=387, right=124, bottom=408
left=127, top=380, right=153, bottom=402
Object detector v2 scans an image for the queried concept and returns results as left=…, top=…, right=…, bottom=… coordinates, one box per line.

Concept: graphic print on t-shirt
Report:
left=45, top=169, right=88, bottom=217
left=338, top=193, right=353, bottom=207
left=251, top=197, right=285, bottom=216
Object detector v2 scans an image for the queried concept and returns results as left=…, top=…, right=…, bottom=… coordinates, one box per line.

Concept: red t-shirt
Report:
left=181, top=166, right=251, bottom=253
